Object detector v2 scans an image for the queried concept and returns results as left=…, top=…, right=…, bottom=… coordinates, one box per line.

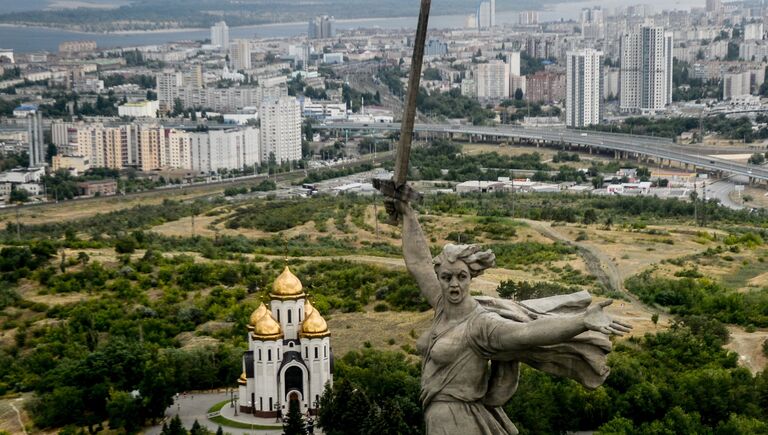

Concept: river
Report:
left=0, top=0, right=703, bottom=53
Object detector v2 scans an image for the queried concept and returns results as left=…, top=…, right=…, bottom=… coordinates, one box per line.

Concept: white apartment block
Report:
left=476, top=60, right=509, bottom=99
left=476, top=0, right=495, bottom=29
left=620, top=26, right=673, bottom=114
left=189, top=127, right=260, bottom=173
left=604, top=68, right=620, bottom=99
left=52, top=121, right=259, bottom=173
left=156, top=68, right=288, bottom=112
left=744, top=23, right=764, bottom=42
left=723, top=71, right=752, bottom=99
left=156, top=70, right=183, bottom=112
left=70, top=124, right=132, bottom=169
left=230, top=39, right=253, bottom=71
left=566, top=49, right=603, bottom=128
left=740, top=42, right=768, bottom=61
left=518, top=11, right=539, bottom=25
left=260, top=97, right=302, bottom=163
left=507, top=51, right=521, bottom=77
left=211, top=21, right=230, bottom=49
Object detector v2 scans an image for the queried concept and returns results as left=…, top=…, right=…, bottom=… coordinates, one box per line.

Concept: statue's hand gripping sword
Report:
left=373, top=0, right=431, bottom=223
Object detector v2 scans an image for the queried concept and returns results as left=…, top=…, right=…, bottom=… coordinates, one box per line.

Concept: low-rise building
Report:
left=118, top=100, right=159, bottom=118
left=77, top=180, right=118, bottom=197
left=52, top=155, right=91, bottom=175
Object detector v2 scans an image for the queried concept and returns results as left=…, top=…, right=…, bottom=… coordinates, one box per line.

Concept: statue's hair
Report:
left=433, top=244, right=496, bottom=278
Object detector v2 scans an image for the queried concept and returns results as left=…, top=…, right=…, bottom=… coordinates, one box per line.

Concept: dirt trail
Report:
left=521, top=219, right=623, bottom=291
left=520, top=219, right=672, bottom=327
left=725, top=326, right=768, bottom=374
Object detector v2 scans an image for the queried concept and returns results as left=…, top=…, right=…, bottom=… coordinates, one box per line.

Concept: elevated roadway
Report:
left=321, top=123, right=768, bottom=183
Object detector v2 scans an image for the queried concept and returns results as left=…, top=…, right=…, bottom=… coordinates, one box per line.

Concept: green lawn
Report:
left=208, top=400, right=229, bottom=414
left=208, top=415, right=281, bottom=430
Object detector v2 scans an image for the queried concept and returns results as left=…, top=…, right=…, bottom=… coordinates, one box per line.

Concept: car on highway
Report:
left=580, top=133, right=588, bottom=137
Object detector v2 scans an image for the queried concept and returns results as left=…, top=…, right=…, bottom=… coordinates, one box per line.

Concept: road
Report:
left=707, top=176, right=746, bottom=210
left=321, top=122, right=768, bottom=182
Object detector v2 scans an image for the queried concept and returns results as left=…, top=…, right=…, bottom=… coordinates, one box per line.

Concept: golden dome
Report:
left=271, top=266, right=305, bottom=299
left=301, top=300, right=330, bottom=338
left=237, top=372, right=247, bottom=385
left=247, top=303, right=268, bottom=329
left=252, top=310, right=283, bottom=340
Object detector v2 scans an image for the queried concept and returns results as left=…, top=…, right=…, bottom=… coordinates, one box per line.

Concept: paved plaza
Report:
left=142, top=391, right=316, bottom=435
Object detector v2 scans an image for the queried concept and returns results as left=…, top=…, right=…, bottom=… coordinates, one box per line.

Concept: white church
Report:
left=236, top=266, right=333, bottom=417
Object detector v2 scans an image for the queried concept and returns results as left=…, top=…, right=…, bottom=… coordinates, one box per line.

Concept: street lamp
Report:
left=274, top=403, right=282, bottom=423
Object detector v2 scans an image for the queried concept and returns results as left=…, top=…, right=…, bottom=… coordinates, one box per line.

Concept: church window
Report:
left=260, top=397, right=263, bottom=410
left=268, top=349, right=272, bottom=361
left=277, top=310, right=280, bottom=322
left=324, top=345, right=327, bottom=358
left=314, top=347, right=318, bottom=359
left=269, top=397, right=273, bottom=410
left=299, top=308, right=302, bottom=321
left=258, top=349, right=262, bottom=361
left=305, top=347, right=308, bottom=358
left=288, top=310, right=292, bottom=324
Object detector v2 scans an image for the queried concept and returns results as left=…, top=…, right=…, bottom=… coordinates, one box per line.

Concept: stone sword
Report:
left=373, top=0, right=431, bottom=220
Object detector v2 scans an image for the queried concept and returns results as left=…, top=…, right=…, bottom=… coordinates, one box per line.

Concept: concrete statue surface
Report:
left=393, top=199, right=631, bottom=435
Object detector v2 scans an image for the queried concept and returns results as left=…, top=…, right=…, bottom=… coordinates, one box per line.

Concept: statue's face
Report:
left=437, top=261, right=471, bottom=305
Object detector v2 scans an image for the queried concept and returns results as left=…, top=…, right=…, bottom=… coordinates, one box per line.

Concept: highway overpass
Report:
left=320, top=122, right=768, bottom=183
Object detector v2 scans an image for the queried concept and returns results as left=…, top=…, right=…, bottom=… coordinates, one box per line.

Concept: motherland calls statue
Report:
left=390, top=198, right=631, bottom=435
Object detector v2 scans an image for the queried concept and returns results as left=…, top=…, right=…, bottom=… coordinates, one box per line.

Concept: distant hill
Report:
left=0, top=0, right=552, bottom=32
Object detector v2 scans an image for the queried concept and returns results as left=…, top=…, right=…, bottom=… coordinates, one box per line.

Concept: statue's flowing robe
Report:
left=417, top=291, right=612, bottom=435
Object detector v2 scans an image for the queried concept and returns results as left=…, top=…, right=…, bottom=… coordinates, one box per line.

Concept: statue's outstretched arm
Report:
left=492, top=301, right=631, bottom=351
left=394, top=199, right=441, bottom=307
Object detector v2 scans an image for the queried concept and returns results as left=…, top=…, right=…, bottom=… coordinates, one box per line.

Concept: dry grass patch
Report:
left=327, top=310, right=432, bottom=359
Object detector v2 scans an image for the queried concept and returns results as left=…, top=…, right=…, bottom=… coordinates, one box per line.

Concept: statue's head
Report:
left=433, top=244, right=496, bottom=305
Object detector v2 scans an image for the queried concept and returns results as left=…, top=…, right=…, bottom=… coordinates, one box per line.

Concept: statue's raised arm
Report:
left=393, top=199, right=441, bottom=307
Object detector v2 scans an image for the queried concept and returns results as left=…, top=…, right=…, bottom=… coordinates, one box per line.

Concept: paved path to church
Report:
left=142, top=392, right=284, bottom=435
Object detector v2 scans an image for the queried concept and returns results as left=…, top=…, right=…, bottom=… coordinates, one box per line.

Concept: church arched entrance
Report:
left=289, top=391, right=300, bottom=408
left=284, top=366, right=304, bottom=400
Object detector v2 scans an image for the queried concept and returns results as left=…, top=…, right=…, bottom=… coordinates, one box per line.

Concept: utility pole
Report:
left=510, top=176, right=515, bottom=218
left=702, top=181, right=707, bottom=227
left=15, top=203, right=21, bottom=240
left=692, top=182, right=698, bottom=226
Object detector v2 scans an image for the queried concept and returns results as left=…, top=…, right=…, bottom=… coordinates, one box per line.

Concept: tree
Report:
left=303, top=119, right=314, bottom=142
left=748, top=153, right=765, bottom=165
left=77, top=251, right=90, bottom=265
left=107, top=390, right=143, bottom=434
left=189, top=420, right=208, bottom=435
left=115, top=236, right=138, bottom=254
left=283, top=400, right=307, bottom=435
left=514, top=88, right=524, bottom=100
left=172, top=98, right=184, bottom=116
left=162, top=415, right=188, bottom=435
left=591, top=175, right=604, bottom=189
left=582, top=208, right=598, bottom=225
left=9, top=188, right=30, bottom=203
